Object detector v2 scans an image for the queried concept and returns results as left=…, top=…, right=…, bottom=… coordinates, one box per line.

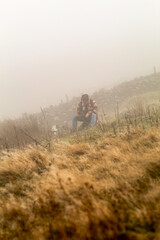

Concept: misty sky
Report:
left=0, top=0, right=160, bottom=120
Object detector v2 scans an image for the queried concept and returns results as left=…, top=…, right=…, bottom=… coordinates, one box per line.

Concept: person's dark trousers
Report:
left=72, top=113, right=96, bottom=132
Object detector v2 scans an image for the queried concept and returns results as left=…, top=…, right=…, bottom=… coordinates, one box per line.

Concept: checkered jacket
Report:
left=77, top=99, right=98, bottom=116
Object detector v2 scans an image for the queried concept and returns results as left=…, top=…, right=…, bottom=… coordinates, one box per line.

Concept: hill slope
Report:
left=42, top=72, right=160, bottom=126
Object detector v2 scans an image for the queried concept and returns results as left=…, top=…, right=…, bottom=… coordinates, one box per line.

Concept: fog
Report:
left=0, top=0, right=160, bottom=120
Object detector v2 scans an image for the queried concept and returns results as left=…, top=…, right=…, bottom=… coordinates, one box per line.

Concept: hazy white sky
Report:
left=0, top=0, right=160, bottom=119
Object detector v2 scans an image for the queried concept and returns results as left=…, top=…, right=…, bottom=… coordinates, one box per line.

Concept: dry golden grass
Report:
left=0, top=128, right=160, bottom=239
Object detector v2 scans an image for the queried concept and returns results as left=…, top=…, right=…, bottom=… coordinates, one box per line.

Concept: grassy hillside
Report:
left=0, top=125, right=160, bottom=239
left=0, top=73, right=160, bottom=239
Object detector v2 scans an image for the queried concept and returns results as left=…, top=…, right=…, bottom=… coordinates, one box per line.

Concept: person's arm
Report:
left=85, top=100, right=98, bottom=117
left=76, top=102, right=82, bottom=116
left=92, top=100, right=98, bottom=114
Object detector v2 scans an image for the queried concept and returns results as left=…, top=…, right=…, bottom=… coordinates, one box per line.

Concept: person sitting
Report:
left=72, top=94, right=98, bottom=132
